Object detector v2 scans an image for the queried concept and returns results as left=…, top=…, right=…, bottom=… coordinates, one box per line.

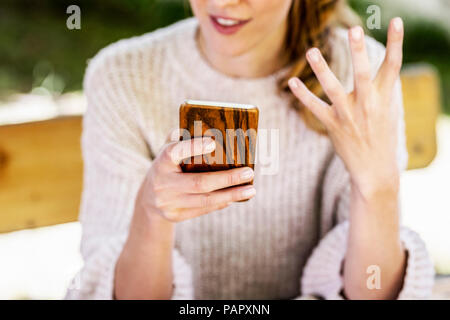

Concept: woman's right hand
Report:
left=136, top=135, right=256, bottom=223
left=115, top=135, right=256, bottom=299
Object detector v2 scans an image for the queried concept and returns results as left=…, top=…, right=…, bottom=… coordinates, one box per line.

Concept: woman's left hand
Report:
left=288, top=18, right=404, bottom=199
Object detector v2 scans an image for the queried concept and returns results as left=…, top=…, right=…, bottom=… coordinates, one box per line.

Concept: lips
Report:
left=209, top=15, right=251, bottom=35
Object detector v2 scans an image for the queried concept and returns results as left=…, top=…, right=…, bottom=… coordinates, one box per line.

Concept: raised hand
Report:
left=288, top=18, right=405, bottom=198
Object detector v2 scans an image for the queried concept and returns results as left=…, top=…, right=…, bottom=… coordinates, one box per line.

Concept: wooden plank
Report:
left=0, top=116, right=82, bottom=233
left=401, top=65, right=441, bottom=170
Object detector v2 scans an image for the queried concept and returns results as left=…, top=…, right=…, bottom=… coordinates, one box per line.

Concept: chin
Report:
left=201, top=28, right=251, bottom=58
left=209, top=39, right=249, bottom=57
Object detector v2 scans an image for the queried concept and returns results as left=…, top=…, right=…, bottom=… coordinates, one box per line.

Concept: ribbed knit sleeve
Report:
left=65, top=43, right=193, bottom=300
left=301, top=221, right=435, bottom=299
left=299, top=36, right=435, bottom=299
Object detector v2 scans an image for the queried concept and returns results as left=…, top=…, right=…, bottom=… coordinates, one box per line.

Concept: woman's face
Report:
left=190, top=0, right=293, bottom=57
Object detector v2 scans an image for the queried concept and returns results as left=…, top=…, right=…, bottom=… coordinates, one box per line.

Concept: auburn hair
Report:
left=279, top=0, right=360, bottom=135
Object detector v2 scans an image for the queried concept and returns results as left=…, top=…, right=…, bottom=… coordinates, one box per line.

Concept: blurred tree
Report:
left=0, top=0, right=191, bottom=95
left=0, top=0, right=448, bottom=113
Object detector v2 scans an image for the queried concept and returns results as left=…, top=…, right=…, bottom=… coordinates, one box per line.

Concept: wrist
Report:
left=349, top=174, right=401, bottom=236
left=131, top=198, right=175, bottom=242
left=350, top=170, right=400, bottom=203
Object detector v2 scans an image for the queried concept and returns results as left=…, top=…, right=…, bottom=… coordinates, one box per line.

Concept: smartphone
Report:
left=179, top=99, right=259, bottom=184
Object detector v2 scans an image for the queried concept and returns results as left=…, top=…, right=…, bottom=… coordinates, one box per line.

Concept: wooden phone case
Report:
left=179, top=100, right=259, bottom=184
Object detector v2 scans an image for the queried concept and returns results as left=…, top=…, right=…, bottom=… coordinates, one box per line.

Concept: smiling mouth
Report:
left=209, top=15, right=251, bottom=35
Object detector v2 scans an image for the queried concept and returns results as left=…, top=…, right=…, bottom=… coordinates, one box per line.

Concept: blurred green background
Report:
left=0, top=0, right=449, bottom=113
left=0, top=0, right=191, bottom=98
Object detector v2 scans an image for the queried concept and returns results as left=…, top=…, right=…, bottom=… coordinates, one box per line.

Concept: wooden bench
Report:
left=0, top=117, right=83, bottom=233
left=401, top=65, right=441, bottom=169
left=0, top=64, right=442, bottom=233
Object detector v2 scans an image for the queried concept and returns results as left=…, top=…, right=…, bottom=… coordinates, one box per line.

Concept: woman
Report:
left=67, top=0, right=434, bottom=300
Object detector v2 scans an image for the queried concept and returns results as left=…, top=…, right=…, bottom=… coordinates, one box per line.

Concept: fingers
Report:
left=162, top=137, right=216, bottom=168
left=348, top=26, right=372, bottom=100
left=167, top=185, right=255, bottom=221
left=169, top=166, right=255, bottom=193
left=288, top=77, right=334, bottom=127
left=305, top=48, right=348, bottom=108
left=174, top=202, right=231, bottom=221
left=375, top=17, right=404, bottom=93
left=169, top=184, right=256, bottom=209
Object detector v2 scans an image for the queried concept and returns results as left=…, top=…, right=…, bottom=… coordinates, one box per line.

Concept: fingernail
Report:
left=307, top=48, right=320, bottom=63
left=393, top=17, right=403, bottom=32
left=203, top=137, right=215, bottom=152
left=242, top=186, right=256, bottom=199
left=240, top=168, right=254, bottom=181
left=288, top=77, right=299, bottom=89
left=351, top=27, right=362, bottom=41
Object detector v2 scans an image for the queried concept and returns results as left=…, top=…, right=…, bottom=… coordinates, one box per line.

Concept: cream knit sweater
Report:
left=66, top=18, right=434, bottom=300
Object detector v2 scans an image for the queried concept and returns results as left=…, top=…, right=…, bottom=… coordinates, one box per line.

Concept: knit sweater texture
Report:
left=66, top=17, right=434, bottom=300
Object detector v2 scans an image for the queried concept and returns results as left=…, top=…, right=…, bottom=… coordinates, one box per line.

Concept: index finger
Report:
left=375, top=17, right=404, bottom=93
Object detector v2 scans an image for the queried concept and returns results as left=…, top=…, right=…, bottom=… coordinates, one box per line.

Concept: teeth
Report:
left=216, top=17, right=240, bottom=26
